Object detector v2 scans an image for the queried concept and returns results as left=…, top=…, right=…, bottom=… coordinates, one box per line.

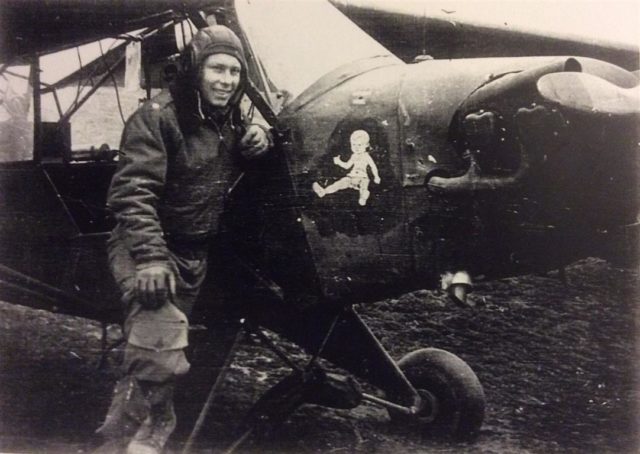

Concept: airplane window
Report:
left=37, top=86, right=142, bottom=159
left=0, top=65, right=33, bottom=162
left=37, top=39, right=144, bottom=159
left=235, top=0, right=400, bottom=111
left=59, top=87, right=142, bottom=157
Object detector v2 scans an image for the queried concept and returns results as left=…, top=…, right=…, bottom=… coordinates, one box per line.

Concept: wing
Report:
left=330, top=0, right=639, bottom=70
left=0, top=0, right=220, bottom=63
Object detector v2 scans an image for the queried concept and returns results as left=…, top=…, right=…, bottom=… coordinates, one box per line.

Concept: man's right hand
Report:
left=135, top=264, right=177, bottom=310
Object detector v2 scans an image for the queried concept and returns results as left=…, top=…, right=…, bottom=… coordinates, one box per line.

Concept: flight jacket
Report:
left=107, top=85, right=250, bottom=269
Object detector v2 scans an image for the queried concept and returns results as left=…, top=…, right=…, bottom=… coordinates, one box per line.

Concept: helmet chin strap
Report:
left=196, top=90, right=206, bottom=120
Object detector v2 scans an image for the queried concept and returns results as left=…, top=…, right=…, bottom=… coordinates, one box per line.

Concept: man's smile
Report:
left=211, top=88, right=232, bottom=95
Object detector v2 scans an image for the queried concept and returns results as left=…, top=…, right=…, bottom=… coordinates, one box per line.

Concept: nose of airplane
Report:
left=425, top=56, right=639, bottom=233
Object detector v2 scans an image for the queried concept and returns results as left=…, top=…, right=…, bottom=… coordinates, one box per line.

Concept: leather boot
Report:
left=93, top=376, right=150, bottom=453
left=126, top=381, right=177, bottom=454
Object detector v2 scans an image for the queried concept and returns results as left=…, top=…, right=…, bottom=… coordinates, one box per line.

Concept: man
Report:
left=95, top=25, right=272, bottom=454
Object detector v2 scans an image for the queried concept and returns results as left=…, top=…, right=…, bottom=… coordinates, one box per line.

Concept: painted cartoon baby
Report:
left=313, top=129, right=381, bottom=206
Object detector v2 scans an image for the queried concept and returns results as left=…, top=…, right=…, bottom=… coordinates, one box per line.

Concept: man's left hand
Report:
left=240, top=124, right=272, bottom=159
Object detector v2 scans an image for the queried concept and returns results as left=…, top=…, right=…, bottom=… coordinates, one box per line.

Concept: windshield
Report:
left=235, top=0, right=399, bottom=112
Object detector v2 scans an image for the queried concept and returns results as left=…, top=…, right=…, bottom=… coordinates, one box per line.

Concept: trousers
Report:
left=108, top=237, right=208, bottom=382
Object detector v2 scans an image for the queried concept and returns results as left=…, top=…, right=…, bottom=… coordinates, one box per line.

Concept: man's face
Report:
left=199, top=53, right=241, bottom=107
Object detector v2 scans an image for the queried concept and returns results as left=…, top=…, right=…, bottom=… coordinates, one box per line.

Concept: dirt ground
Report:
left=0, top=257, right=638, bottom=454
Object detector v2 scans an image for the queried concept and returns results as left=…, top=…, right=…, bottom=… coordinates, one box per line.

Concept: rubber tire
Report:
left=389, top=348, right=485, bottom=442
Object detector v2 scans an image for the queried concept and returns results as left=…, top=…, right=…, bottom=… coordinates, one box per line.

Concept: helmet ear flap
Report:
left=180, top=45, right=197, bottom=77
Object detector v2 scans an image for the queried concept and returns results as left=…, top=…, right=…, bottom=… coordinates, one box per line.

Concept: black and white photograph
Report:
left=1, top=0, right=638, bottom=453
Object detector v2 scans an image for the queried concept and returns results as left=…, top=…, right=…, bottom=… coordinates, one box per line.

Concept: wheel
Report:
left=388, top=348, right=485, bottom=441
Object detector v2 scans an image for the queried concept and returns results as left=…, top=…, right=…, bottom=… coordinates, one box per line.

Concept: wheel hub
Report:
left=414, top=389, right=439, bottom=423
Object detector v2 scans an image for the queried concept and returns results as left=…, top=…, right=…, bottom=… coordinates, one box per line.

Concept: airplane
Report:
left=0, top=0, right=638, bottom=451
